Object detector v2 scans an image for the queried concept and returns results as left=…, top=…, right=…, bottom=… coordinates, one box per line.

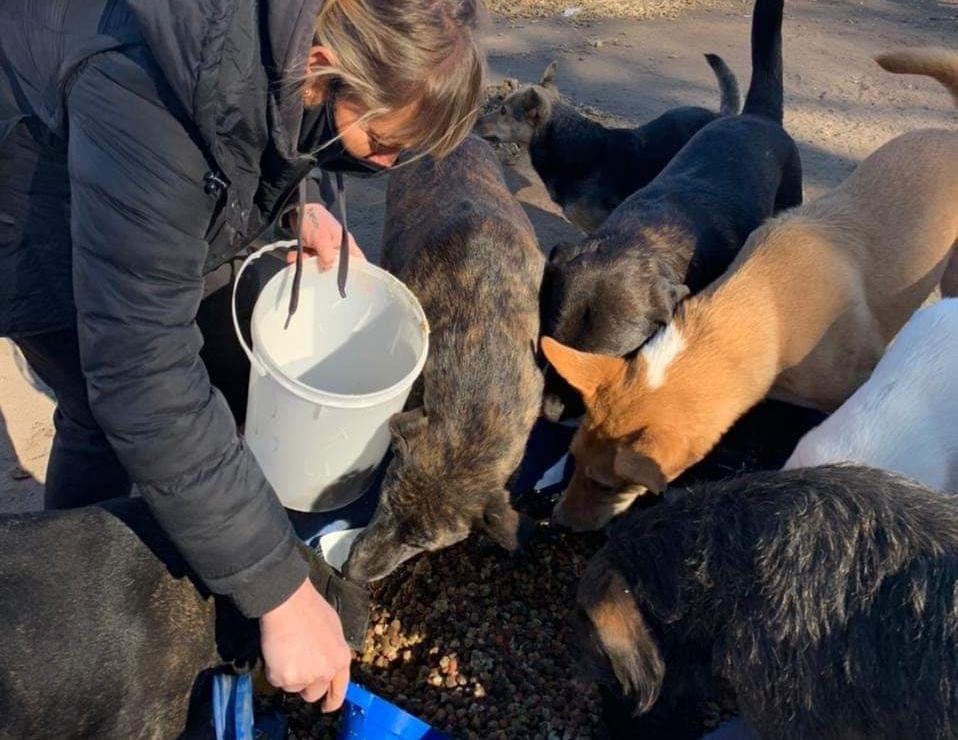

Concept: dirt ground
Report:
left=1, top=0, right=955, bottom=514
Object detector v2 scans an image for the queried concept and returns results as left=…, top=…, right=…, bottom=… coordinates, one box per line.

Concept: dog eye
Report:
left=500, top=105, right=507, bottom=115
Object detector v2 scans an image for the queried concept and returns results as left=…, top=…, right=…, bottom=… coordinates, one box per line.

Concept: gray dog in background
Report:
left=476, top=55, right=740, bottom=232
left=344, top=136, right=544, bottom=584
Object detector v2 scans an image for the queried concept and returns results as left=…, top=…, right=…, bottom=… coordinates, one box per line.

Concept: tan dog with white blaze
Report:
left=543, top=47, right=958, bottom=531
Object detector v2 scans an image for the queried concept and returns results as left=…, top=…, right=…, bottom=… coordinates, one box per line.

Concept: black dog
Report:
left=578, top=465, right=958, bottom=739
left=475, top=55, right=740, bottom=232
left=540, top=0, right=802, bottom=421
left=0, top=498, right=368, bottom=739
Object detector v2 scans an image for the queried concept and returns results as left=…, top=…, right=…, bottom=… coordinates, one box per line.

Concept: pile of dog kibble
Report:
left=282, top=524, right=608, bottom=739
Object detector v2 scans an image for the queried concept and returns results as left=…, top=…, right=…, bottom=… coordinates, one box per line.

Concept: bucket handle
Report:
left=231, top=240, right=297, bottom=378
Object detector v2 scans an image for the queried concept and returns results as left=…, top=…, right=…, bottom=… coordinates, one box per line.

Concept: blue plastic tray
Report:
left=340, top=683, right=447, bottom=739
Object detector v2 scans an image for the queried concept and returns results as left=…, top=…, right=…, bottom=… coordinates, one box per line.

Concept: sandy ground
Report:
left=1, top=0, right=955, bottom=514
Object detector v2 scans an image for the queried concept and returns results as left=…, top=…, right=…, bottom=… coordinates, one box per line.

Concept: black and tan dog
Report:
left=476, top=55, right=740, bottom=232
left=540, top=0, right=801, bottom=421
left=0, top=497, right=368, bottom=739
left=578, top=465, right=958, bottom=739
left=343, top=135, right=544, bottom=583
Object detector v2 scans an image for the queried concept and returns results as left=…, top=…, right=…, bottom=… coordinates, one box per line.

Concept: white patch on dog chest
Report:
left=642, top=324, right=686, bottom=389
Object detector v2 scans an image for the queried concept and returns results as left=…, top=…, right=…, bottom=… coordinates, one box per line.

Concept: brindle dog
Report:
left=344, top=135, right=544, bottom=583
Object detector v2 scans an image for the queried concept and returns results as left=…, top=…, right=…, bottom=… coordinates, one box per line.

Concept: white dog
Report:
left=785, top=299, right=958, bottom=491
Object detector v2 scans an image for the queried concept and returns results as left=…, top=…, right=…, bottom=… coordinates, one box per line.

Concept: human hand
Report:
left=287, top=203, right=365, bottom=271
left=259, top=578, right=352, bottom=710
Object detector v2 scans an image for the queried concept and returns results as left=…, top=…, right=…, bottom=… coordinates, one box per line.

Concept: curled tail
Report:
left=742, top=0, right=785, bottom=121
left=875, top=47, right=958, bottom=107
left=704, top=53, right=742, bottom=115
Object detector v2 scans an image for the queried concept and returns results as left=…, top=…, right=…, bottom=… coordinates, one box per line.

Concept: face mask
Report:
left=309, top=82, right=389, bottom=179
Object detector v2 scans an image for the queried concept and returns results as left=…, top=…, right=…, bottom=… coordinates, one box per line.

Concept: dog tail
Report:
left=704, top=53, right=742, bottom=115
left=742, top=0, right=785, bottom=121
left=875, top=47, right=958, bottom=107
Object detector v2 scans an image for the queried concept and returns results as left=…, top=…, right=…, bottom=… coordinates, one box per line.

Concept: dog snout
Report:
left=341, top=552, right=370, bottom=584
left=551, top=487, right=622, bottom=532
left=474, top=118, right=498, bottom=140
left=513, top=512, right=538, bottom=552
left=341, top=531, right=385, bottom=584
left=551, top=498, right=591, bottom=533
left=342, top=552, right=395, bottom=585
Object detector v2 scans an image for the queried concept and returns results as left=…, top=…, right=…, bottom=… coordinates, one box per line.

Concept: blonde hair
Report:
left=313, top=0, right=485, bottom=158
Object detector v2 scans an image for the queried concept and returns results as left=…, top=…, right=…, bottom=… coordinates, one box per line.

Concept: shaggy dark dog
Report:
left=0, top=497, right=368, bottom=739
left=578, top=465, right=958, bottom=739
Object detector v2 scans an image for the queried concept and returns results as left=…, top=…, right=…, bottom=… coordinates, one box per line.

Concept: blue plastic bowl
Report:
left=339, top=683, right=447, bottom=739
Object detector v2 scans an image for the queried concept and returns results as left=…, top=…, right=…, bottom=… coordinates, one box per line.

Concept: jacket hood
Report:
left=125, top=0, right=324, bottom=163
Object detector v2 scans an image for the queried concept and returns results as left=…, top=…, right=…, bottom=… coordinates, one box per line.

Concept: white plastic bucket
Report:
left=232, top=241, right=429, bottom=512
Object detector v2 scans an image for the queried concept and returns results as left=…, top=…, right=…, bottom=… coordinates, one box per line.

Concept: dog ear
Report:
left=540, top=60, right=559, bottom=90
left=541, top=337, right=625, bottom=400
left=649, top=278, right=690, bottom=326
left=389, top=408, right=428, bottom=454
left=547, top=241, right=579, bottom=265
left=478, top=494, right=528, bottom=551
left=580, top=569, right=665, bottom=715
left=615, top=446, right=667, bottom=495
left=521, top=87, right=544, bottom=124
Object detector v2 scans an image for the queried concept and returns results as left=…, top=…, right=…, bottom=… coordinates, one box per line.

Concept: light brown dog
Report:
left=543, top=47, right=958, bottom=531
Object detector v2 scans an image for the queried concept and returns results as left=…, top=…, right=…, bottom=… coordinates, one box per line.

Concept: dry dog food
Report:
left=282, top=524, right=606, bottom=739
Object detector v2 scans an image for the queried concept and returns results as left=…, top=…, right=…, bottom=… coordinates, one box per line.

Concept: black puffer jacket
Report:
left=0, top=0, right=329, bottom=616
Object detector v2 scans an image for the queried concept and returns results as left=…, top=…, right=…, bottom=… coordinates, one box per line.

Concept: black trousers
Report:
left=11, top=254, right=283, bottom=510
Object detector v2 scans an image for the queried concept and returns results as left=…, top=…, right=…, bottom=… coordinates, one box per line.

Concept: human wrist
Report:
left=230, top=536, right=310, bottom=618
left=261, top=577, right=313, bottom=624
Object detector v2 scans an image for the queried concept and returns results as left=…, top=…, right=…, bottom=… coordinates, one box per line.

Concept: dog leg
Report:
left=774, top=147, right=803, bottom=212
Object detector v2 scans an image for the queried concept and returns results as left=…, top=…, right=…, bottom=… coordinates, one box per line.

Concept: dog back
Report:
left=383, top=135, right=545, bottom=409
left=0, top=500, right=224, bottom=739
left=579, top=465, right=958, bottom=739
left=785, top=299, right=958, bottom=491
